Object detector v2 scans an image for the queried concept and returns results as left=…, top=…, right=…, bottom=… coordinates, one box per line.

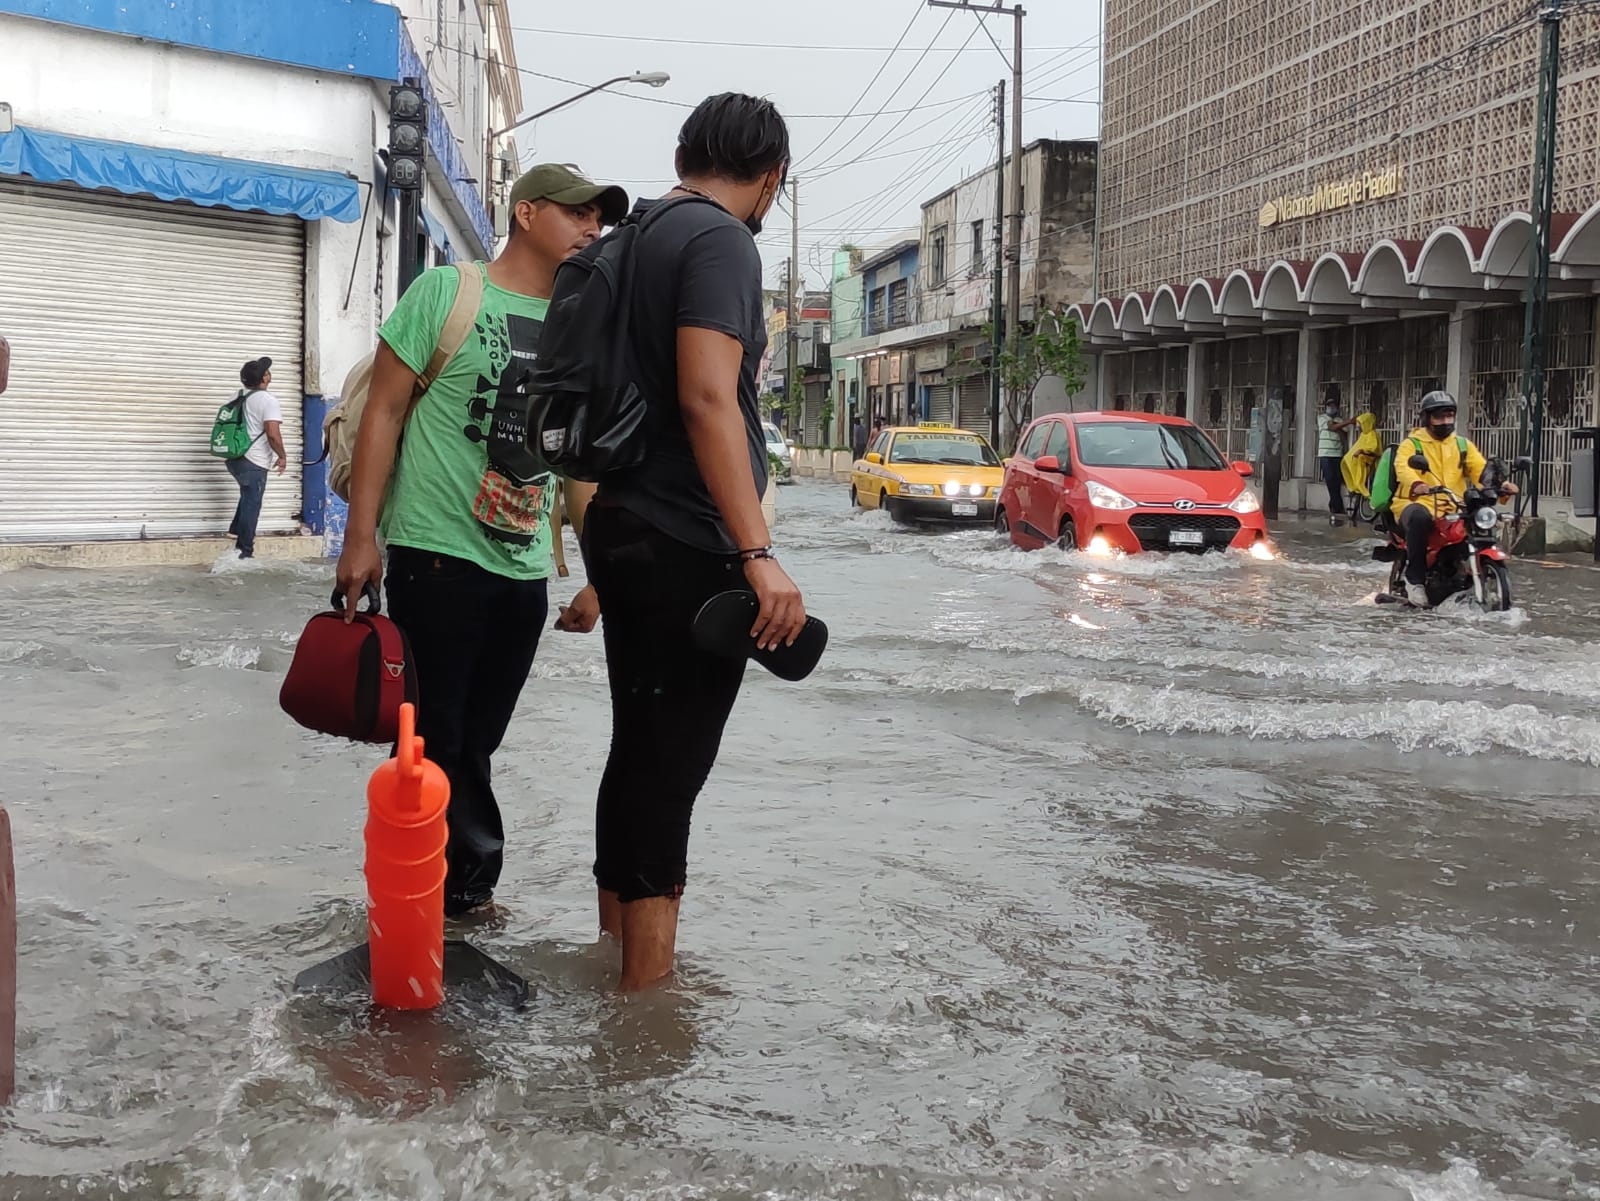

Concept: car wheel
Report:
left=1057, top=517, right=1077, bottom=551
left=994, top=506, right=1010, bottom=535
left=881, top=491, right=895, bottom=521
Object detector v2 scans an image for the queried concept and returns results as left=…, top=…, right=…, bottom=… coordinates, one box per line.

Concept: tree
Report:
left=995, top=307, right=1087, bottom=452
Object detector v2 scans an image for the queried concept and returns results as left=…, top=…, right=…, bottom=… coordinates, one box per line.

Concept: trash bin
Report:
left=1571, top=427, right=1599, bottom=519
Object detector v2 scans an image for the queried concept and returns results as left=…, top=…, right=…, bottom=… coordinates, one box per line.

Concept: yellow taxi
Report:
left=850, top=423, right=1005, bottom=525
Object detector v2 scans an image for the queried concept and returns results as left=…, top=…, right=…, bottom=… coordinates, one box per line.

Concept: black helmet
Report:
left=1419, top=390, right=1457, bottom=415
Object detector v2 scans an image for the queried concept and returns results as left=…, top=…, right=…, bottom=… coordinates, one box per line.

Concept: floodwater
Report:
left=2, top=485, right=1598, bottom=1200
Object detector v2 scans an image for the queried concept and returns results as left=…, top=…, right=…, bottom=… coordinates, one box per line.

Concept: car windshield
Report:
left=763, top=425, right=784, bottom=446
left=1075, top=422, right=1229, bottom=470
left=888, top=433, right=999, bottom=467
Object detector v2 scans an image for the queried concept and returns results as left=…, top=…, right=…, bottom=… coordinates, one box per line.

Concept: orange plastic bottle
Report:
left=364, top=703, right=449, bottom=1010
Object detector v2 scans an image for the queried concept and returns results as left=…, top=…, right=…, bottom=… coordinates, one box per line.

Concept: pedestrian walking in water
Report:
left=851, top=414, right=868, bottom=461
left=335, top=163, right=628, bottom=918
left=1318, top=395, right=1358, bottom=526
left=579, top=93, right=807, bottom=991
left=215, top=357, right=287, bottom=558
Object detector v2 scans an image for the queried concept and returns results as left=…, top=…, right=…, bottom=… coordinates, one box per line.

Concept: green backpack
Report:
left=210, top=390, right=261, bottom=459
left=1370, top=434, right=1468, bottom=513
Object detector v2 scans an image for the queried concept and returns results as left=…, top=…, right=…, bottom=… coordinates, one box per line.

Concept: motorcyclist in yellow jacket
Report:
left=1392, top=390, right=1517, bottom=607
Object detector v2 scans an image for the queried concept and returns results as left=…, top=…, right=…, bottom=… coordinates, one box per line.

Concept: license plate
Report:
left=952, top=501, right=979, bottom=516
left=1169, top=529, right=1205, bottom=546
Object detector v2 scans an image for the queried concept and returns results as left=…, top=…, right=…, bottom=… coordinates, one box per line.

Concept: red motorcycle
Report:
left=1374, top=454, right=1526, bottom=612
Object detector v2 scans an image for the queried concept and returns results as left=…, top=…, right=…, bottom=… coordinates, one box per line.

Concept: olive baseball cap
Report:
left=509, top=163, right=629, bottom=226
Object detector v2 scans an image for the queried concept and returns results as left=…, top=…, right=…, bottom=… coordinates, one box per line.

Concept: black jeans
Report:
left=583, top=504, right=746, bottom=903
left=1319, top=456, right=1344, bottom=515
left=384, top=545, right=548, bottom=913
left=226, top=458, right=269, bottom=556
left=1398, top=503, right=1435, bottom=585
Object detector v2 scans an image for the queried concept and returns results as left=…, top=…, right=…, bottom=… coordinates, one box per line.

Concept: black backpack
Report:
left=528, top=196, right=707, bottom=483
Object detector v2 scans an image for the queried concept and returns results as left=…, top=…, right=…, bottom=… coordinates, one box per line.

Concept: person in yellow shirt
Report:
left=1391, top=390, right=1517, bottom=606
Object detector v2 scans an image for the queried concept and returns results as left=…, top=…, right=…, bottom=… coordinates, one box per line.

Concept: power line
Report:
left=810, top=14, right=985, bottom=174
left=438, top=15, right=1091, bottom=53
left=798, top=2, right=926, bottom=170
left=805, top=6, right=960, bottom=172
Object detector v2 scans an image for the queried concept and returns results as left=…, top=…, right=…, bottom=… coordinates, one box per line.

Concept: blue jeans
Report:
left=225, top=458, right=269, bottom=556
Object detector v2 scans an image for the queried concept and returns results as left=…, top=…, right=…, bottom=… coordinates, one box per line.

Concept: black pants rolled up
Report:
left=583, top=504, right=746, bottom=903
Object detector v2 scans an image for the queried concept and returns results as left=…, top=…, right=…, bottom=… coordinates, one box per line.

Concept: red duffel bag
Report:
left=279, top=584, right=417, bottom=743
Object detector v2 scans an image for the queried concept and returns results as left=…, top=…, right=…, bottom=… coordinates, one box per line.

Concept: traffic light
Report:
left=387, top=80, right=426, bottom=190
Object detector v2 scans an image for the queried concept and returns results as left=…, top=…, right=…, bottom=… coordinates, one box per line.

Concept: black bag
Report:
left=527, top=196, right=707, bottom=483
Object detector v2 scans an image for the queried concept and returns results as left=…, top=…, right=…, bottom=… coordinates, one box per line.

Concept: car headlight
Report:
left=941, top=481, right=962, bottom=497
left=903, top=482, right=936, bottom=497
left=1229, top=489, right=1262, bottom=514
left=1086, top=480, right=1138, bottom=511
left=968, top=483, right=985, bottom=498
left=1474, top=506, right=1498, bottom=531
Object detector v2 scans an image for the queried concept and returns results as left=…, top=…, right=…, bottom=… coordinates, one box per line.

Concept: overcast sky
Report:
left=508, top=0, right=1102, bottom=294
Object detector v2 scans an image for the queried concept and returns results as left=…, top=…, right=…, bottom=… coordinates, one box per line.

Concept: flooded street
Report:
left=2, top=482, right=1598, bottom=1201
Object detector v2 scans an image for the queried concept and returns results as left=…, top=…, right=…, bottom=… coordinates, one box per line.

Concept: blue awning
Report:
left=0, top=125, right=361, bottom=224
left=422, top=207, right=451, bottom=255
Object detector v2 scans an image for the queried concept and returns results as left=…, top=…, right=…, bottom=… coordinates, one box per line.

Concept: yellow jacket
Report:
left=1392, top=428, right=1488, bottom=519
left=1340, top=413, right=1381, bottom=496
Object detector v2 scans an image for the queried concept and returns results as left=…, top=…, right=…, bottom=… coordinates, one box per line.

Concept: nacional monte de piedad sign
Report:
left=1259, top=165, right=1403, bottom=228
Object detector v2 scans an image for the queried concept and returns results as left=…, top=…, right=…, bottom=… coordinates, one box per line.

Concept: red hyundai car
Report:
left=997, top=412, right=1272, bottom=555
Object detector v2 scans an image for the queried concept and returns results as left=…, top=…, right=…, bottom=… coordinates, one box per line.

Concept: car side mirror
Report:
left=865, top=452, right=882, bottom=465
left=1231, top=460, right=1254, bottom=477
left=1408, top=454, right=1430, bottom=472
left=1035, top=455, right=1062, bottom=474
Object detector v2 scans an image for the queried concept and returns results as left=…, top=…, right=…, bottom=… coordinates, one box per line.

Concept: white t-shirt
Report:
left=242, top=389, right=283, bottom=469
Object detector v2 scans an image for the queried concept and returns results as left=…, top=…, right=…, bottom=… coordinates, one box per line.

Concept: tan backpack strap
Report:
left=549, top=477, right=569, bottom=578
left=413, top=262, right=485, bottom=402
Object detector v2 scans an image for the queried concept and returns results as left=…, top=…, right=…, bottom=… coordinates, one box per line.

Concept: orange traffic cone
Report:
left=364, top=703, right=448, bottom=1010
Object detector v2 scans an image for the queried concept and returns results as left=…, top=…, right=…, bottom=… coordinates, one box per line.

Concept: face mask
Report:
left=1324, top=407, right=1338, bottom=417
left=1429, top=422, right=1456, bottom=439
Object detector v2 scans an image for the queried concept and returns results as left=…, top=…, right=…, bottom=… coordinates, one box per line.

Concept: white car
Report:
left=763, top=422, right=794, bottom=483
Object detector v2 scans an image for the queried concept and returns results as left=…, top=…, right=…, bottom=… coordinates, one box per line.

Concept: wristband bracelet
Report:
left=739, top=547, right=775, bottom=562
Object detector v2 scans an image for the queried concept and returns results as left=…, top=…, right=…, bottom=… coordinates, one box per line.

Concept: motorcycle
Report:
left=1372, top=454, right=1528, bottom=612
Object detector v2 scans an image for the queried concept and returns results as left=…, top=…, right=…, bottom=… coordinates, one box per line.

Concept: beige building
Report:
left=1075, top=0, right=1600, bottom=499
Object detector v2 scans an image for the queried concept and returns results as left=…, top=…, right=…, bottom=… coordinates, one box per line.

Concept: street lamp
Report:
left=488, top=71, right=669, bottom=148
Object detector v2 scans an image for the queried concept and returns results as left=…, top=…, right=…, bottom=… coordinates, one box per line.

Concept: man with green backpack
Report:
left=1371, top=389, right=1515, bottom=607
left=210, top=357, right=287, bottom=558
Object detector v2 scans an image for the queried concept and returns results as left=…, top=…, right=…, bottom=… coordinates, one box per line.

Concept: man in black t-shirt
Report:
left=583, top=93, right=807, bottom=992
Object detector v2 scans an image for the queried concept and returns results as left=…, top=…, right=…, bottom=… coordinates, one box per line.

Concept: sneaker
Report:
left=1406, top=583, right=1429, bottom=608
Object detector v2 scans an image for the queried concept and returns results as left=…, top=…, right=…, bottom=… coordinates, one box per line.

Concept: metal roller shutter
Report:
left=0, top=180, right=304, bottom=541
left=927, top=384, right=954, bottom=425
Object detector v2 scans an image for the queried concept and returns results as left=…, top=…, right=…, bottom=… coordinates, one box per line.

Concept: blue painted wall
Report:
left=0, top=0, right=399, bottom=80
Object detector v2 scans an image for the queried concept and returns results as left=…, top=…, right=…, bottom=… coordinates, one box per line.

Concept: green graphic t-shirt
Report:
left=378, top=263, right=556, bottom=580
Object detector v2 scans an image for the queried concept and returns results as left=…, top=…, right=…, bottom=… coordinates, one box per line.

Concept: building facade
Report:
left=832, top=139, right=1098, bottom=446
left=0, top=0, right=516, bottom=543
left=1080, top=0, right=1600, bottom=499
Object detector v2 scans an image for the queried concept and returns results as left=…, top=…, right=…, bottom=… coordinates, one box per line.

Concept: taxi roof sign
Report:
left=917, top=422, right=956, bottom=430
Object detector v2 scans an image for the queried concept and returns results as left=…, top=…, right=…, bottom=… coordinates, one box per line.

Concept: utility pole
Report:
left=1006, top=5, right=1024, bottom=449
left=788, top=176, right=800, bottom=439
left=930, top=2, right=1025, bottom=449
left=1519, top=0, right=1563, bottom=519
left=991, top=80, right=1006, bottom=449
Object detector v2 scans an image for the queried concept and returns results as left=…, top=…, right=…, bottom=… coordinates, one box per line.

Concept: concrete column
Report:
left=1294, top=327, right=1318, bottom=479
left=1446, top=308, right=1473, bottom=416
left=1094, top=350, right=1110, bottom=408
left=1186, top=342, right=1203, bottom=422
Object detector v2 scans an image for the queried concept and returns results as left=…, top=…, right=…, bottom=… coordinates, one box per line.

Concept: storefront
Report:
left=0, top=130, right=361, bottom=541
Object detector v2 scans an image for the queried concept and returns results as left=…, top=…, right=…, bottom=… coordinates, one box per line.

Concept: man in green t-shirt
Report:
left=335, top=164, right=628, bottom=917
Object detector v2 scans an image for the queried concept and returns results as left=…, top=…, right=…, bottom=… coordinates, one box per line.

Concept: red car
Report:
left=997, top=412, right=1272, bottom=555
